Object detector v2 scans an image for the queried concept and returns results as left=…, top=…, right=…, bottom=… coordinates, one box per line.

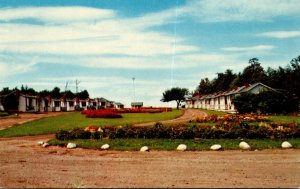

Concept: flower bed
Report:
left=81, top=109, right=122, bottom=118
left=55, top=121, right=300, bottom=140
left=117, top=107, right=172, bottom=113
left=194, top=114, right=270, bottom=123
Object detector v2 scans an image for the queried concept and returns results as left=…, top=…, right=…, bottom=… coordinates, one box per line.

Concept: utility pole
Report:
left=65, top=81, right=69, bottom=92
left=75, top=79, right=80, bottom=94
left=132, top=77, right=135, bottom=102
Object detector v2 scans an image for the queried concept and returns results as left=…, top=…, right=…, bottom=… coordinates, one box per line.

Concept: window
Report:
left=93, top=102, right=97, bottom=106
left=54, top=101, right=60, bottom=107
left=81, top=102, right=86, bottom=107
left=69, top=101, right=74, bottom=107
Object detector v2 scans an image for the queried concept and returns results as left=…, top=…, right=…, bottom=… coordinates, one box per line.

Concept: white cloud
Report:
left=0, top=7, right=115, bottom=23
left=222, top=45, right=276, bottom=52
left=0, top=18, right=198, bottom=56
left=184, top=0, right=300, bottom=23
left=0, top=57, right=38, bottom=77
left=257, top=31, right=300, bottom=38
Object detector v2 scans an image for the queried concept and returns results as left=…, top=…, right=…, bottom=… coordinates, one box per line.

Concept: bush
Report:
left=56, top=130, right=71, bottom=140
left=69, top=128, right=91, bottom=139
left=55, top=121, right=300, bottom=140
left=233, top=90, right=299, bottom=114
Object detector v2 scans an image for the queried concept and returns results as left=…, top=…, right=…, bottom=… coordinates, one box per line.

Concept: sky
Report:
left=0, top=0, right=299, bottom=107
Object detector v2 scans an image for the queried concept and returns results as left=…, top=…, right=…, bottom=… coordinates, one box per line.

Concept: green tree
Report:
left=212, top=69, right=237, bottom=92
left=161, top=87, right=189, bottom=109
left=77, top=90, right=89, bottom=99
left=197, top=78, right=213, bottom=94
left=50, top=87, right=61, bottom=99
left=240, top=58, right=267, bottom=84
left=20, top=85, right=37, bottom=95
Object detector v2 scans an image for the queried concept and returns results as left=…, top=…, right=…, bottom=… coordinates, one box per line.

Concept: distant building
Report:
left=0, top=90, right=124, bottom=112
left=186, top=82, right=275, bottom=113
left=131, top=102, right=143, bottom=109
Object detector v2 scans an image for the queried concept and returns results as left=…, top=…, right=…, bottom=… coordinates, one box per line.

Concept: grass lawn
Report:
left=198, top=108, right=300, bottom=123
left=0, top=110, right=183, bottom=137
left=48, top=138, right=300, bottom=151
left=267, top=115, right=300, bottom=124
left=197, top=109, right=228, bottom=117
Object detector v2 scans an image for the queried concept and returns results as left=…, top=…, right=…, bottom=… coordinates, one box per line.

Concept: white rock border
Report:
left=210, top=144, right=222, bottom=151
left=176, top=144, right=187, bottom=151
left=281, top=141, right=292, bottom=149
left=140, top=146, right=150, bottom=152
left=101, top=144, right=110, bottom=150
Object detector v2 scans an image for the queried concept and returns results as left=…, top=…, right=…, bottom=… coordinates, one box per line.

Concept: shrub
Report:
left=56, top=130, right=71, bottom=140
left=233, top=90, right=299, bottom=114
left=55, top=121, right=299, bottom=140
left=69, top=128, right=91, bottom=139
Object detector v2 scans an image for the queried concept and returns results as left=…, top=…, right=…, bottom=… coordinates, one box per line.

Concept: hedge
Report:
left=56, top=121, right=300, bottom=140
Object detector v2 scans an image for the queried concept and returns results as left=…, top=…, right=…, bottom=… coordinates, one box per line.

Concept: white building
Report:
left=186, top=83, right=275, bottom=112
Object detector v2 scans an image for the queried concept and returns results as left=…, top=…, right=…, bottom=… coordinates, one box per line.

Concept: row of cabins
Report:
left=186, top=83, right=274, bottom=113
left=0, top=91, right=124, bottom=112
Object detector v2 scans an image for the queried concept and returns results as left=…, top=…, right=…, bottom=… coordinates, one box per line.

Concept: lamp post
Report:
left=132, top=77, right=135, bottom=102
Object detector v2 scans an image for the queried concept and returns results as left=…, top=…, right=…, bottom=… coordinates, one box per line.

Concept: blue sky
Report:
left=0, top=0, right=300, bottom=107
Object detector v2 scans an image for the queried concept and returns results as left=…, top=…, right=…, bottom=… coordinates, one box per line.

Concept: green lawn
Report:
left=48, top=138, right=300, bottom=151
left=197, top=108, right=300, bottom=123
left=267, top=115, right=300, bottom=124
left=197, top=109, right=228, bottom=117
left=0, top=110, right=183, bottom=137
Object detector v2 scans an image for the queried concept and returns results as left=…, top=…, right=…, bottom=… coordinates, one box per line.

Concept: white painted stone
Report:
left=210, top=144, right=222, bottom=151
left=37, top=141, right=44, bottom=145
left=239, top=141, right=251, bottom=150
left=67, top=143, right=77, bottom=149
left=140, top=146, right=149, bottom=152
left=101, top=144, right=110, bottom=150
left=176, top=144, right=187, bottom=151
left=281, top=141, right=292, bottom=149
left=42, top=143, right=49, bottom=148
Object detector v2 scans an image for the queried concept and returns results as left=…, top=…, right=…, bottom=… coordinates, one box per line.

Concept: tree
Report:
left=20, top=85, right=37, bottom=95
left=77, top=90, right=89, bottom=99
left=161, top=87, right=189, bottom=109
left=39, top=89, right=51, bottom=97
left=240, top=58, right=267, bottom=84
left=197, top=78, right=213, bottom=94
left=212, top=69, right=237, bottom=92
left=50, top=87, right=61, bottom=99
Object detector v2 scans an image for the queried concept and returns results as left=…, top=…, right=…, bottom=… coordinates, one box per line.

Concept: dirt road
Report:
left=0, top=135, right=299, bottom=188
left=134, top=109, right=207, bottom=126
left=0, top=110, right=299, bottom=188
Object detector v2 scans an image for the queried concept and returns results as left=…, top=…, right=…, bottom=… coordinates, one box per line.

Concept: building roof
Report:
left=131, top=102, right=143, bottom=106
left=189, top=82, right=274, bottom=101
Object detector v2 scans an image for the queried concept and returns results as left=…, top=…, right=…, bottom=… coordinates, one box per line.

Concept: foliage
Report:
left=197, top=78, right=214, bottom=94
left=20, top=85, right=38, bottom=95
left=194, top=56, right=300, bottom=102
left=233, top=90, right=299, bottom=114
left=161, top=87, right=189, bottom=109
left=50, top=87, right=61, bottom=99
left=55, top=119, right=300, bottom=140
left=77, top=90, right=89, bottom=99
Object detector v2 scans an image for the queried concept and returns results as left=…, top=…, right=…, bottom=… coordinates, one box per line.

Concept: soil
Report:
left=134, top=109, right=207, bottom=126
left=0, top=110, right=299, bottom=188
